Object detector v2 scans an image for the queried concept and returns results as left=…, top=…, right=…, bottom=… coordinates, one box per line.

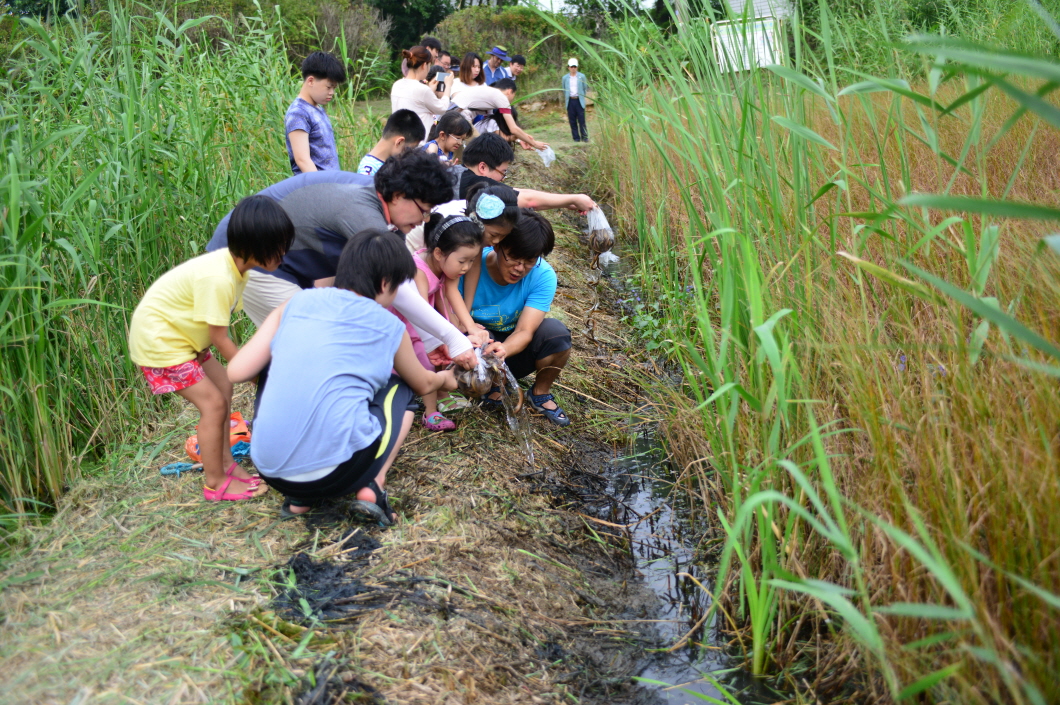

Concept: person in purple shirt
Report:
left=285, top=52, right=346, bottom=174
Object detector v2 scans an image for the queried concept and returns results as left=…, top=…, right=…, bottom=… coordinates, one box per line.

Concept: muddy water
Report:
left=609, top=435, right=766, bottom=705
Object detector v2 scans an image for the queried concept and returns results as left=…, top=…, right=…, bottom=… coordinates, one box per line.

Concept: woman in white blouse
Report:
left=391, top=46, right=452, bottom=143
left=449, top=52, right=484, bottom=100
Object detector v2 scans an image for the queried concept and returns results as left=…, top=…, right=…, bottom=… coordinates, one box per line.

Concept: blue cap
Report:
left=487, top=46, right=511, bottom=62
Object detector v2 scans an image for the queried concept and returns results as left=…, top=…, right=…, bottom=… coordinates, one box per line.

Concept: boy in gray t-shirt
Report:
left=285, top=52, right=346, bottom=174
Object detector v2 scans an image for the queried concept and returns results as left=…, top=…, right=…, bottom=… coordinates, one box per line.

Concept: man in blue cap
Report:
left=483, top=46, right=512, bottom=85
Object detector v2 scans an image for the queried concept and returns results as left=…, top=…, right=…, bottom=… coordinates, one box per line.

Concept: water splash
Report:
left=500, top=363, right=534, bottom=467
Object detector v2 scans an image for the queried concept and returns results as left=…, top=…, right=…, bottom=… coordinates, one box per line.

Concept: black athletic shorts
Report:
left=256, top=374, right=416, bottom=503
left=488, top=317, right=572, bottom=380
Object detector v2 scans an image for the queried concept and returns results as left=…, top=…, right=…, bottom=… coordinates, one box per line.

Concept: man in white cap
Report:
left=562, top=58, right=589, bottom=142
left=483, top=46, right=512, bottom=85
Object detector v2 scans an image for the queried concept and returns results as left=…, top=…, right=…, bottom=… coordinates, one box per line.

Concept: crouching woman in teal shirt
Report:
left=464, top=209, right=573, bottom=426
left=228, top=229, right=457, bottom=524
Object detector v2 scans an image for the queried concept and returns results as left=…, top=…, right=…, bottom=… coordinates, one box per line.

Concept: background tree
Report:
left=368, top=0, right=455, bottom=52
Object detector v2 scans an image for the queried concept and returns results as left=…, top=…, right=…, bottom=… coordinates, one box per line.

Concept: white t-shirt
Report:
left=451, top=85, right=511, bottom=114
left=391, top=78, right=449, bottom=143
left=450, top=78, right=472, bottom=99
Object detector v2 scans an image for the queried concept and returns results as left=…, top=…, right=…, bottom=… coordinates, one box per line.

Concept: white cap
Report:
left=568, top=58, right=578, bottom=67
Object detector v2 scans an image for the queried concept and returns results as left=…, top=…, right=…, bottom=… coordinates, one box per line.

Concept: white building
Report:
left=711, top=0, right=792, bottom=71
left=726, top=0, right=791, bottom=19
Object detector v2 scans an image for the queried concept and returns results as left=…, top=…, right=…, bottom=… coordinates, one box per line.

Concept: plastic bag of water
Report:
left=586, top=207, right=616, bottom=254
left=536, top=146, right=556, bottom=168
left=452, top=348, right=492, bottom=398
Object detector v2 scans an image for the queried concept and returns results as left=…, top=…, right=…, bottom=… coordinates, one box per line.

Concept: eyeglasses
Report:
left=498, top=248, right=539, bottom=270
left=412, top=200, right=433, bottom=218
left=489, top=165, right=509, bottom=181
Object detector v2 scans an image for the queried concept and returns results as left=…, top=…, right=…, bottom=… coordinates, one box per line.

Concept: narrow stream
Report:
left=608, top=434, right=767, bottom=705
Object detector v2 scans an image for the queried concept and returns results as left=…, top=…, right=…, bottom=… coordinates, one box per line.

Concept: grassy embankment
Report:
left=553, top=4, right=1060, bottom=704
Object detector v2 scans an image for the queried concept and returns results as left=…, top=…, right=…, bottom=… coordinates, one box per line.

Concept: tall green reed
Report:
left=0, top=2, right=376, bottom=530
left=546, top=0, right=1060, bottom=701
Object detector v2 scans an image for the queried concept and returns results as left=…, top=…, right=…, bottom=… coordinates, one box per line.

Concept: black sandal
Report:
left=280, top=497, right=313, bottom=519
left=348, top=480, right=395, bottom=527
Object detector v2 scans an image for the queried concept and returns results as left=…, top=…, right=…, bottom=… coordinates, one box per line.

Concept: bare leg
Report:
left=529, top=348, right=571, bottom=411
left=176, top=376, right=263, bottom=496
left=422, top=390, right=439, bottom=417
left=178, top=357, right=266, bottom=496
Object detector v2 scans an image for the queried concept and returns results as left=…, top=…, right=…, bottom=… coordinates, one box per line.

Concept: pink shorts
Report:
left=141, top=352, right=212, bottom=394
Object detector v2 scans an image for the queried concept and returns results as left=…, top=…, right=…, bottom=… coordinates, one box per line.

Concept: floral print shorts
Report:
left=140, top=351, right=212, bottom=394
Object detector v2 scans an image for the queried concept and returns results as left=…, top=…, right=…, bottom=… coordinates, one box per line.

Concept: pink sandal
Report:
left=422, top=412, right=456, bottom=432
left=226, top=461, right=261, bottom=488
left=203, top=463, right=264, bottom=501
left=203, top=472, right=259, bottom=500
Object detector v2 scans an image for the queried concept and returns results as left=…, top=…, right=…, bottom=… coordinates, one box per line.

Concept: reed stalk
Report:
left=0, top=1, right=376, bottom=534
left=545, top=0, right=1060, bottom=701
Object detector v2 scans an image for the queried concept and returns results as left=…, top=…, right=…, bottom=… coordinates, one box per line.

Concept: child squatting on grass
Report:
left=399, top=213, right=487, bottom=431
left=227, top=229, right=458, bottom=524
left=128, top=195, right=294, bottom=501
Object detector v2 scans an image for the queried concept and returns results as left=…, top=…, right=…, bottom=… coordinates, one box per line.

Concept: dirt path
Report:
left=0, top=105, right=669, bottom=705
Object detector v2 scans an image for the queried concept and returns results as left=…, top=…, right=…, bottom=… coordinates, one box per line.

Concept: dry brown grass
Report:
left=596, top=80, right=1060, bottom=702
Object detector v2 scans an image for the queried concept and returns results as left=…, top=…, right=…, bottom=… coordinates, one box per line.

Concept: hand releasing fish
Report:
left=452, top=348, right=524, bottom=413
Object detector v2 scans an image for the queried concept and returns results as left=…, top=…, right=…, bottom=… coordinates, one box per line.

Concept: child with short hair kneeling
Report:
left=227, top=229, right=457, bottom=524
left=129, top=195, right=294, bottom=501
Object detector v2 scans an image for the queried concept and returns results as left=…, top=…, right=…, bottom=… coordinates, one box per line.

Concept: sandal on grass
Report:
left=437, top=395, right=470, bottom=413
left=280, top=497, right=313, bottom=519
left=528, top=390, right=571, bottom=427
left=203, top=473, right=260, bottom=502
left=225, top=460, right=261, bottom=489
left=347, top=480, right=394, bottom=527
left=422, top=412, right=457, bottom=432
left=479, top=386, right=504, bottom=410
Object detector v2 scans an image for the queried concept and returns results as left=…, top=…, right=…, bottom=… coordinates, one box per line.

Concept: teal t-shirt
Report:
left=460, top=247, right=556, bottom=333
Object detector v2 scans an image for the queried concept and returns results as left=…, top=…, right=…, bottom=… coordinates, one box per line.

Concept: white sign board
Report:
left=711, top=18, right=782, bottom=73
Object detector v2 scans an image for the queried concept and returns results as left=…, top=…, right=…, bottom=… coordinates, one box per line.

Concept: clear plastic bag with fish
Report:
left=536, top=146, right=556, bottom=167
left=586, top=207, right=617, bottom=269
left=452, top=348, right=493, bottom=398
left=586, top=207, right=615, bottom=254
left=451, top=348, right=524, bottom=413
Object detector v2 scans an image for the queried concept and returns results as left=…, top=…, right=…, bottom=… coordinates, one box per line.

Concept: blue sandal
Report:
left=528, top=390, right=571, bottom=427
left=480, top=386, right=504, bottom=410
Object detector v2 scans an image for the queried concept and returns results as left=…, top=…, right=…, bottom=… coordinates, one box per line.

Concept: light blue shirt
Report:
left=251, top=288, right=405, bottom=477
left=356, top=153, right=385, bottom=176
left=460, top=247, right=556, bottom=333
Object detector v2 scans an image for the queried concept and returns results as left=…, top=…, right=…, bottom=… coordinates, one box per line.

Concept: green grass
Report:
left=544, top=1, right=1060, bottom=702
left=0, top=2, right=377, bottom=532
